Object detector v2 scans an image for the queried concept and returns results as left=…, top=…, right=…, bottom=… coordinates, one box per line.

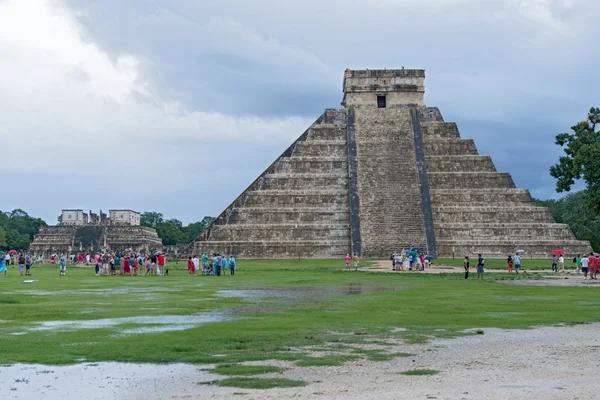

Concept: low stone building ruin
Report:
left=29, top=209, right=162, bottom=256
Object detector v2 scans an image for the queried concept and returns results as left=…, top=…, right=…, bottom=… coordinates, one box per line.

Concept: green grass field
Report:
left=0, top=259, right=598, bottom=370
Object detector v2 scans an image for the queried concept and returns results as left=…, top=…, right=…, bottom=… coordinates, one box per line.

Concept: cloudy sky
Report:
left=1, top=0, right=598, bottom=224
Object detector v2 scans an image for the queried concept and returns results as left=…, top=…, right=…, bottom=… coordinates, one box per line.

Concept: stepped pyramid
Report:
left=193, top=69, right=592, bottom=258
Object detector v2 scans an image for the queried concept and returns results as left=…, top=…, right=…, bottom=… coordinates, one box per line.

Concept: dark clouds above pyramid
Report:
left=2, top=0, right=599, bottom=223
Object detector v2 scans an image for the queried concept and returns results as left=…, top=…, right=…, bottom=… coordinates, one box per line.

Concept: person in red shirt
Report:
left=187, top=256, right=195, bottom=276
left=345, top=254, right=351, bottom=271
left=157, top=254, right=165, bottom=276
left=123, top=257, right=130, bottom=275
left=588, top=253, right=597, bottom=280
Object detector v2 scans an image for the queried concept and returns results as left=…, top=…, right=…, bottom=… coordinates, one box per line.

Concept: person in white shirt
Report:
left=5, top=254, right=10, bottom=266
left=513, top=253, right=521, bottom=274
left=581, top=256, right=590, bottom=280
left=558, top=255, right=565, bottom=272
left=192, top=255, right=200, bottom=273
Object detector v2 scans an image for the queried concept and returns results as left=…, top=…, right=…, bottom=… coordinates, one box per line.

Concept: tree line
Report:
left=140, top=212, right=215, bottom=246
left=534, top=191, right=600, bottom=252
left=0, top=209, right=47, bottom=251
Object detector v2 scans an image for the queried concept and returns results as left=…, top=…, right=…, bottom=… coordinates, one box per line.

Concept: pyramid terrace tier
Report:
left=275, top=157, right=348, bottom=173
left=210, top=224, right=350, bottom=241
left=193, top=239, right=351, bottom=259
left=261, top=173, right=348, bottom=190
left=228, top=207, right=349, bottom=224
left=432, top=205, right=553, bottom=223
left=436, top=223, right=581, bottom=240
left=429, top=189, right=533, bottom=204
left=427, top=172, right=515, bottom=189
left=424, top=139, right=478, bottom=155
left=436, top=239, right=592, bottom=258
left=293, top=140, right=347, bottom=157
left=425, top=155, right=496, bottom=172
left=306, top=124, right=347, bottom=140
left=244, top=189, right=349, bottom=207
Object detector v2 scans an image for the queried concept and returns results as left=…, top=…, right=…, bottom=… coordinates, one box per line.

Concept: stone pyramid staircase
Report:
left=193, top=109, right=351, bottom=258
left=420, top=107, right=591, bottom=257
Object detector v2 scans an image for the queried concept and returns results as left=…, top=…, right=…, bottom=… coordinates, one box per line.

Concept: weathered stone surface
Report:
left=29, top=225, right=162, bottom=256
left=192, top=69, right=592, bottom=258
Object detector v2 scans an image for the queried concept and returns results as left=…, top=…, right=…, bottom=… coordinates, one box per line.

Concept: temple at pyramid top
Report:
left=342, top=69, right=426, bottom=107
left=192, top=68, right=592, bottom=259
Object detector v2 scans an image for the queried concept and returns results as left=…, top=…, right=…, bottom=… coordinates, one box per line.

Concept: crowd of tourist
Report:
left=0, top=250, right=238, bottom=278
left=387, top=251, right=431, bottom=272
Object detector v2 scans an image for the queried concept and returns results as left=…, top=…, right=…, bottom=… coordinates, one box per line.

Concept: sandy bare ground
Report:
left=3, top=324, right=600, bottom=399
left=366, top=260, right=577, bottom=275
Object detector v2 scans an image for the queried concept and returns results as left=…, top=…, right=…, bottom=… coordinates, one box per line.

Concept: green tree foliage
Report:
left=550, top=107, right=600, bottom=213
left=185, top=216, right=216, bottom=242
left=140, top=212, right=164, bottom=228
left=0, top=209, right=47, bottom=251
left=534, top=191, right=600, bottom=251
left=141, top=212, right=215, bottom=245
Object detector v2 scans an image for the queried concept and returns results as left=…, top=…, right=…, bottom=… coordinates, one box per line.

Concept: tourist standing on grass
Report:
left=145, top=257, right=152, bottom=276
left=18, top=254, right=25, bottom=276
left=222, top=254, right=228, bottom=276
left=123, top=257, right=130, bottom=275
left=464, top=256, right=469, bottom=279
left=114, top=254, right=121, bottom=275
left=202, top=252, right=209, bottom=271
left=59, top=255, right=66, bottom=276
left=157, top=253, right=165, bottom=276
left=345, top=254, right=351, bottom=270
left=187, top=256, right=195, bottom=275
left=129, top=254, right=135, bottom=276
left=575, top=255, right=582, bottom=274
left=25, top=254, right=31, bottom=276
left=353, top=254, right=359, bottom=271
left=558, top=255, right=565, bottom=272
left=513, top=252, right=521, bottom=274
left=193, top=255, right=200, bottom=274
left=477, top=254, right=485, bottom=279
left=0, top=252, right=6, bottom=276
left=395, top=253, right=403, bottom=271
left=551, top=255, right=558, bottom=272
left=507, top=255, right=513, bottom=273
left=391, top=253, right=396, bottom=270
left=581, top=255, right=590, bottom=280
left=229, top=255, right=236, bottom=275
left=589, top=253, right=597, bottom=280
left=5, top=253, right=10, bottom=266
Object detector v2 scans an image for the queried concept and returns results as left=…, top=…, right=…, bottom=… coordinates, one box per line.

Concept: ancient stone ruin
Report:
left=29, top=209, right=162, bottom=256
left=192, top=69, right=592, bottom=258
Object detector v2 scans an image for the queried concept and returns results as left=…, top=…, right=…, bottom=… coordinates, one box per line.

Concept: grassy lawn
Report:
left=0, top=259, right=598, bottom=368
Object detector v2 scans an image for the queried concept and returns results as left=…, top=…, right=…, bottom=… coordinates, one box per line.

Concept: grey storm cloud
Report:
left=1, top=0, right=599, bottom=223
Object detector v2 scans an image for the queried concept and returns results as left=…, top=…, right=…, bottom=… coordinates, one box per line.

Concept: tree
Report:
left=185, top=216, right=215, bottom=242
left=534, top=191, right=600, bottom=252
left=140, top=212, right=164, bottom=228
left=0, top=209, right=47, bottom=251
left=550, top=107, right=600, bottom=213
left=156, top=221, right=188, bottom=246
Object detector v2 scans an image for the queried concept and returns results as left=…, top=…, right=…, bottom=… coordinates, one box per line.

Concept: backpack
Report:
left=573, top=257, right=577, bottom=263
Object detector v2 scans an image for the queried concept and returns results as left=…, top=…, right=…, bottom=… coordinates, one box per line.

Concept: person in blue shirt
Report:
left=229, top=256, right=236, bottom=276
left=212, top=254, right=219, bottom=276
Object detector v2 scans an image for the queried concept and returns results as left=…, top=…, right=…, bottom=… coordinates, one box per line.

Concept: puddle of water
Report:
left=0, top=362, right=221, bottom=400
left=29, top=312, right=228, bottom=333
left=499, top=279, right=600, bottom=287
left=15, top=287, right=182, bottom=296
left=218, top=283, right=404, bottom=301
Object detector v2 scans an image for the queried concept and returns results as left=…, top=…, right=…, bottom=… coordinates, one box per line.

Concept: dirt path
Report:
left=3, top=324, right=600, bottom=399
